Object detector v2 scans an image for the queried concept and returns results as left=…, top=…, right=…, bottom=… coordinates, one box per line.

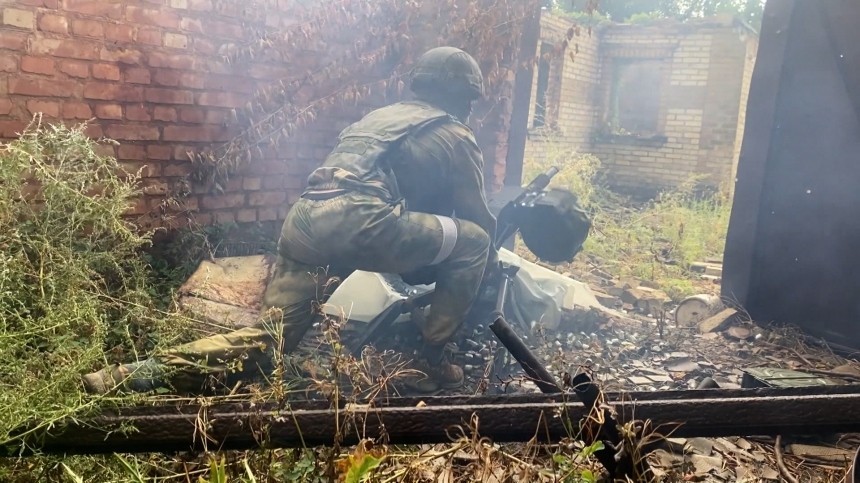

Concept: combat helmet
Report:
left=410, top=46, right=484, bottom=101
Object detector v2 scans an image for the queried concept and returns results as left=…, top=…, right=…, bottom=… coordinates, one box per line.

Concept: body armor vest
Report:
left=305, top=101, right=453, bottom=201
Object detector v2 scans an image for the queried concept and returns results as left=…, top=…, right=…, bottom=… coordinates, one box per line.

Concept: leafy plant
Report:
left=0, top=117, right=189, bottom=455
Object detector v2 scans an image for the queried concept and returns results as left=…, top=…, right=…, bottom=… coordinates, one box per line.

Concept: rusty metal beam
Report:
left=4, top=386, right=859, bottom=457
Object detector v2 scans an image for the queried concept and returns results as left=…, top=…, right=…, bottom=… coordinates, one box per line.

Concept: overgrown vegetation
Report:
left=0, top=118, right=193, bottom=474
left=522, top=136, right=731, bottom=300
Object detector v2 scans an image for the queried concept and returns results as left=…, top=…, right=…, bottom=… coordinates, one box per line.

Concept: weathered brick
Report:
left=179, top=16, right=203, bottom=33
left=147, top=145, right=173, bottom=160
left=0, top=54, right=18, bottom=72
left=105, top=23, right=134, bottom=42
left=258, top=207, right=278, bottom=221
left=99, top=46, right=144, bottom=65
left=162, top=162, right=188, bottom=177
left=117, top=144, right=146, bottom=160
left=104, top=124, right=160, bottom=141
left=192, top=37, right=217, bottom=55
left=162, top=125, right=230, bottom=142
left=21, top=56, right=55, bottom=75
left=58, top=60, right=88, bottom=78
left=153, top=69, right=181, bottom=86
left=236, top=209, right=257, bottom=223
left=200, top=193, right=245, bottom=210
left=242, top=177, right=262, bottom=191
left=178, top=107, right=205, bottom=123
left=164, top=32, right=188, bottom=49
left=205, top=109, right=230, bottom=125
left=196, top=92, right=245, bottom=108
left=126, top=104, right=151, bottom=121
left=212, top=210, right=236, bottom=224
left=94, top=103, right=122, bottom=120
left=188, top=0, right=213, bottom=11
left=0, top=121, right=28, bottom=138
left=9, top=78, right=76, bottom=97
left=64, top=0, right=122, bottom=19
left=92, top=63, right=120, bottom=80
left=174, top=72, right=202, bottom=89
left=136, top=27, right=161, bottom=46
left=147, top=52, right=196, bottom=70
left=0, top=30, right=28, bottom=50
left=248, top=191, right=287, bottom=206
left=71, top=18, right=104, bottom=37
left=26, top=99, right=60, bottom=117
left=142, top=179, right=168, bottom=196
left=38, top=13, right=68, bottom=33
left=62, top=101, right=93, bottom=119
left=152, top=106, right=177, bottom=122
left=3, top=8, right=35, bottom=29
left=30, top=38, right=99, bottom=60
left=0, top=98, right=13, bottom=115
left=144, top=87, right=193, bottom=105
left=124, top=67, right=151, bottom=84
left=83, top=83, right=144, bottom=102
left=126, top=6, right=180, bottom=29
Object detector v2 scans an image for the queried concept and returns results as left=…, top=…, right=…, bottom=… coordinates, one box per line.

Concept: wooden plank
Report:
left=503, top=3, right=542, bottom=188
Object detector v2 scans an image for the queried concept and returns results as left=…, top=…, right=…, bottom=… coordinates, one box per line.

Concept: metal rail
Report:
left=4, top=385, right=859, bottom=457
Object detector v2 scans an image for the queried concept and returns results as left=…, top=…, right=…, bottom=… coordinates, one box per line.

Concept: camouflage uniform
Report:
left=82, top=47, right=497, bottom=394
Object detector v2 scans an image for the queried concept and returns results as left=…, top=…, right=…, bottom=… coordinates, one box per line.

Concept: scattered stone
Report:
left=690, top=453, right=723, bottom=474
left=687, top=437, right=715, bottom=456
left=726, top=326, right=752, bottom=340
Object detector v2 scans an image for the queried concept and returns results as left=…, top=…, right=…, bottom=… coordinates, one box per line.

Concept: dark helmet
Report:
left=410, top=46, right=484, bottom=101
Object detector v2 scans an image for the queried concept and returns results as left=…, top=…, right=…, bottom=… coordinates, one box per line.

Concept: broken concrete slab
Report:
left=698, top=308, right=738, bottom=333
left=178, top=254, right=276, bottom=309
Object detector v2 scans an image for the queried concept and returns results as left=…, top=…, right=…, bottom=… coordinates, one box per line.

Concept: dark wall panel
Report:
left=723, top=0, right=860, bottom=347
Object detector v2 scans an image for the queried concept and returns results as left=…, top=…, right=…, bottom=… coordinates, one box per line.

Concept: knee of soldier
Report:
left=454, top=219, right=491, bottom=258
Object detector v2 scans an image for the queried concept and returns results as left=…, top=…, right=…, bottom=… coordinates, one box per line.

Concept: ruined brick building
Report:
left=0, top=2, right=755, bottom=230
left=525, top=13, right=759, bottom=197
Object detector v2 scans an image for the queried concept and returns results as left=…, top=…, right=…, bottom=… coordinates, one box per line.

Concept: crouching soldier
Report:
left=82, top=46, right=498, bottom=395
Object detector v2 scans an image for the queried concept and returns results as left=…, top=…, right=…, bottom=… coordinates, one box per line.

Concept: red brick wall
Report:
left=0, top=0, right=513, bottom=230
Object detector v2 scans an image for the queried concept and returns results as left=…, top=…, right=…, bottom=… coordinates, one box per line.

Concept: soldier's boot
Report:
left=81, top=359, right=167, bottom=395
left=404, top=342, right=464, bottom=393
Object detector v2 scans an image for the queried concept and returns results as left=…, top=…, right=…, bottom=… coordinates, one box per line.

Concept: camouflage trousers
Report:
left=154, top=192, right=491, bottom=392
